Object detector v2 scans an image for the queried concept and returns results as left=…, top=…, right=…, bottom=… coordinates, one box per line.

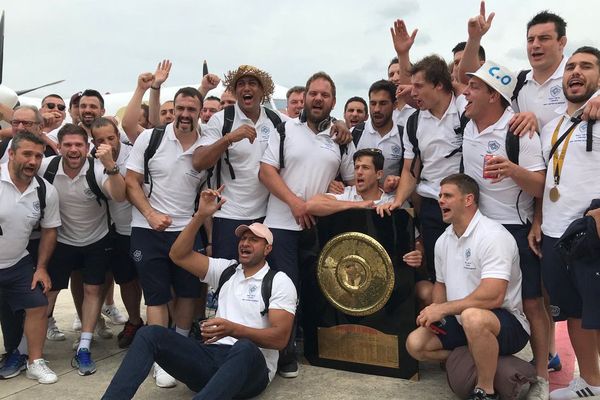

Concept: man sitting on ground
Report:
left=101, top=186, right=297, bottom=400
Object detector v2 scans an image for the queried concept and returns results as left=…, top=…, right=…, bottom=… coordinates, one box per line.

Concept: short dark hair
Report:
left=388, top=56, right=399, bottom=70
left=41, top=94, right=64, bottom=104
left=286, top=86, right=305, bottom=100
left=410, top=55, right=453, bottom=93
left=80, top=89, right=105, bottom=108
left=305, top=72, right=336, bottom=98
left=90, top=117, right=119, bottom=139
left=344, top=96, right=368, bottom=113
left=204, top=95, right=221, bottom=102
left=57, top=123, right=88, bottom=144
left=572, top=46, right=600, bottom=68
left=353, top=148, right=384, bottom=171
left=527, top=11, right=567, bottom=39
left=451, top=42, right=486, bottom=61
left=440, top=173, right=480, bottom=205
left=368, top=79, right=397, bottom=103
left=10, top=131, right=46, bottom=152
left=173, top=87, right=203, bottom=107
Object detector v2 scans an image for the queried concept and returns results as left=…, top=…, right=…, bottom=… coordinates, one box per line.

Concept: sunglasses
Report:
left=11, top=120, right=38, bottom=128
left=44, top=102, right=66, bottom=111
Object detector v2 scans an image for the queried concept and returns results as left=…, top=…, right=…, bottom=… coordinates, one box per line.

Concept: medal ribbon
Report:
left=550, top=116, right=581, bottom=186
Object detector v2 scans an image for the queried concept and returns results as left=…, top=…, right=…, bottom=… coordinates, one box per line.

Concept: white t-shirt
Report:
left=462, top=109, right=545, bottom=224
left=355, top=121, right=404, bottom=179
left=512, top=58, right=566, bottom=129
left=108, top=144, right=133, bottom=236
left=0, top=164, right=61, bottom=269
left=261, top=119, right=355, bottom=231
left=38, top=156, right=108, bottom=246
left=393, top=104, right=416, bottom=128
left=332, top=186, right=395, bottom=206
left=540, top=102, right=600, bottom=238
left=127, top=124, right=206, bottom=232
left=435, top=211, right=529, bottom=333
left=202, top=258, right=297, bottom=382
left=198, top=104, right=280, bottom=220
left=402, top=95, right=465, bottom=200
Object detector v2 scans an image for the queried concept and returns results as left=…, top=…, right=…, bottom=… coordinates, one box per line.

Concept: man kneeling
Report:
left=406, top=174, right=530, bottom=400
left=102, top=186, right=297, bottom=400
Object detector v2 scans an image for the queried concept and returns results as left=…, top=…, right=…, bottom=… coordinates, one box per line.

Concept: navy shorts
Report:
left=109, top=230, right=137, bottom=285
left=130, top=228, right=202, bottom=306
left=0, top=255, right=48, bottom=311
left=504, top=224, right=542, bottom=299
left=541, top=234, right=600, bottom=328
left=212, top=216, right=264, bottom=260
left=418, top=197, right=448, bottom=281
left=436, top=309, right=530, bottom=356
left=48, top=235, right=111, bottom=290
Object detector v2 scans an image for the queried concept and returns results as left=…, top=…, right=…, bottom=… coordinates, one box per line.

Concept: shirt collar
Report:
left=237, top=261, right=271, bottom=281
left=477, top=109, right=514, bottom=135
left=525, top=56, right=567, bottom=84
left=1, top=161, right=40, bottom=194
left=454, top=209, right=483, bottom=239
left=365, top=120, right=398, bottom=138
left=421, top=94, right=459, bottom=120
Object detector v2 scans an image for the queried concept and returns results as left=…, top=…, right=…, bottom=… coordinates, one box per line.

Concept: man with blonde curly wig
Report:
left=193, top=65, right=283, bottom=260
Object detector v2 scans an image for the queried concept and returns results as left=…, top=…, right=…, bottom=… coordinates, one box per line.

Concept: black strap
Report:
left=277, top=121, right=287, bottom=169
left=405, top=109, right=420, bottom=178
left=548, top=118, right=582, bottom=160
left=85, top=157, right=112, bottom=232
left=220, top=106, right=236, bottom=185
left=260, top=269, right=277, bottom=316
left=587, top=119, right=596, bottom=152
left=32, top=175, right=47, bottom=232
left=511, top=70, right=531, bottom=102
left=351, top=122, right=366, bottom=147
left=143, top=126, right=167, bottom=197
left=0, top=139, right=9, bottom=159
left=505, top=130, right=520, bottom=165
left=214, top=263, right=276, bottom=316
left=43, top=156, right=62, bottom=184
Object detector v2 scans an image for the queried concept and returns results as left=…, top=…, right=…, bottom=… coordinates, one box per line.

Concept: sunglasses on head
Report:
left=45, top=102, right=66, bottom=111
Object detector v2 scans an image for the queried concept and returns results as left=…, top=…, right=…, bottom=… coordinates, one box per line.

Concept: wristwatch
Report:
left=105, top=164, right=120, bottom=175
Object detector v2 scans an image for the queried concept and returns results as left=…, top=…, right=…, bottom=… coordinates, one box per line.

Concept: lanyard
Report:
left=550, top=116, right=581, bottom=186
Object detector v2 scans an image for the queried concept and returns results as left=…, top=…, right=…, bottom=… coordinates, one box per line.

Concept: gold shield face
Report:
left=317, top=232, right=395, bottom=316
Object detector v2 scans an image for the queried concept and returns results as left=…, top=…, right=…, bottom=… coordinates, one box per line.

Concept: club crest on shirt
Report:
left=464, top=248, right=474, bottom=270
left=260, top=125, right=270, bottom=142
left=244, top=284, right=259, bottom=302
left=391, top=144, right=402, bottom=158
left=550, top=85, right=562, bottom=98
left=83, top=187, right=95, bottom=199
left=487, top=140, right=500, bottom=153
left=132, top=249, right=143, bottom=262
left=33, top=201, right=40, bottom=212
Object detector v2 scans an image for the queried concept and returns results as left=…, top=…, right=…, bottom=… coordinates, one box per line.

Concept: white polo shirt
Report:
left=261, top=119, right=355, bottom=231
left=38, top=156, right=107, bottom=247
left=355, top=121, right=404, bottom=179
left=199, top=105, right=280, bottom=220
left=127, top=123, right=206, bottom=232
left=0, top=164, right=61, bottom=269
left=393, top=104, right=416, bottom=128
left=540, top=102, right=600, bottom=238
left=512, top=58, right=566, bottom=129
left=108, top=144, right=133, bottom=236
left=462, top=109, right=545, bottom=224
left=435, top=211, right=529, bottom=333
left=202, top=258, right=297, bottom=382
left=332, top=186, right=395, bottom=205
left=402, top=95, right=465, bottom=200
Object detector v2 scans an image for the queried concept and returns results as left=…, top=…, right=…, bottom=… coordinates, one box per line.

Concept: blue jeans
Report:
left=102, top=326, right=269, bottom=400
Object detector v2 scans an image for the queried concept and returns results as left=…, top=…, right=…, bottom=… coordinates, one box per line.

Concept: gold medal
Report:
left=549, top=186, right=560, bottom=202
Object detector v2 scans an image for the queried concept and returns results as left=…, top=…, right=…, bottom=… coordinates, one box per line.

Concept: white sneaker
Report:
left=550, top=377, right=600, bottom=400
left=102, top=304, right=128, bottom=325
left=46, top=317, right=65, bottom=341
left=72, top=314, right=82, bottom=331
left=95, top=316, right=113, bottom=339
left=26, top=359, right=58, bottom=384
left=527, top=376, right=549, bottom=400
left=153, top=363, right=176, bottom=388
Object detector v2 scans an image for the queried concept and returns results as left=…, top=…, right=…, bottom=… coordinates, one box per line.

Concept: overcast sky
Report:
left=3, top=0, right=599, bottom=116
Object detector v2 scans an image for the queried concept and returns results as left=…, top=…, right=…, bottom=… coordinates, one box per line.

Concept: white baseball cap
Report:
left=466, top=60, right=517, bottom=103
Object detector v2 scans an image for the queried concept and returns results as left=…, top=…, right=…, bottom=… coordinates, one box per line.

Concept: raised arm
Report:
left=148, top=60, right=172, bottom=127
left=122, top=73, right=153, bottom=143
left=169, top=186, right=225, bottom=280
left=390, top=19, right=418, bottom=85
left=457, top=1, right=495, bottom=84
